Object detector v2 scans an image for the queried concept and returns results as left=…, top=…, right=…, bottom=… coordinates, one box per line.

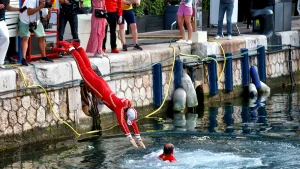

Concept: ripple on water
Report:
left=122, top=148, right=265, bottom=169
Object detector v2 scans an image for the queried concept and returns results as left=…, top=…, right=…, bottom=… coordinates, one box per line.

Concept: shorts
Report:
left=177, top=3, right=193, bottom=16
left=122, top=9, right=136, bottom=24
left=18, top=20, right=45, bottom=38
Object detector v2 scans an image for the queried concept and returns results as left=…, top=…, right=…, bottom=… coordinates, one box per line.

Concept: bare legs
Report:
left=177, top=15, right=192, bottom=43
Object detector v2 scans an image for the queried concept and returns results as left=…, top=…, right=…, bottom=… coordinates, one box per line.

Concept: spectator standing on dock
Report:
left=0, top=0, right=23, bottom=68
left=119, top=0, right=142, bottom=51
left=19, top=0, right=54, bottom=66
left=245, top=0, right=253, bottom=29
left=176, top=0, right=193, bottom=45
left=215, top=0, right=235, bottom=40
left=58, top=0, right=83, bottom=56
left=86, top=0, right=107, bottom=57
left=102, top=0, right=122, bottom=53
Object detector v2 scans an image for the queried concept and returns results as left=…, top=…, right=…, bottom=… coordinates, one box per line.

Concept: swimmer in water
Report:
left=57, top=40, right=146, bottom=149
left=158, top=143, right=177, bottom=162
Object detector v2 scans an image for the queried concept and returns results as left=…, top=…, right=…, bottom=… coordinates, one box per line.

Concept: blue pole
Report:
left=152, top=63, right=162, bottom=108
left=18, top=0, right=23, bottom=63
left=188, top=67, right=194, bottom=82
left=208, top=55, right=218, bottom=96
left=174, top=59, right=183, bottom=90
left=225, top=52, right=233, bottom=92
left=241, top=48, right=250, bottom=87
left=257, top=45, right=266, bottom=83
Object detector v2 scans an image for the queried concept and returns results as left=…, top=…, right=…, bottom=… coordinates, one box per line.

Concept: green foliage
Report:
left=134, top=0, right=166, bottom=17
left=148, top=0, right=166, bottom=15
left=133, top=0, right=147, bottom=17
left=202, top=0, right=210, bottom=11
left=165, top=0, right=180, bottom=5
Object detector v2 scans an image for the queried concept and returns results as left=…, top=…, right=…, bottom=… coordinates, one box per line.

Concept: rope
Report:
left=3, top=43, right=299, bottom=138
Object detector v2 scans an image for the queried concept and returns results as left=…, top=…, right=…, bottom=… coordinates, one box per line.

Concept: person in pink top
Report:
left=176, top=0, right=193, bottom=45
left=86, top=0, right=107, bottom=57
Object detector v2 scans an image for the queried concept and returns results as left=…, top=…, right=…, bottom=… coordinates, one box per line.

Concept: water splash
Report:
left=122, top=148, right=264, bottom=169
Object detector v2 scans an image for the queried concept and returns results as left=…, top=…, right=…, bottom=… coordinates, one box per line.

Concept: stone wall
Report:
left=1, top=30, right=300, bottom=150
left=193, top=31, right=300, bottom=101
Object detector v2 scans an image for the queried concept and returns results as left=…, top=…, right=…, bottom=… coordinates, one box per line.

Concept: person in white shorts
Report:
left=0, top=0, right=23, bottom=68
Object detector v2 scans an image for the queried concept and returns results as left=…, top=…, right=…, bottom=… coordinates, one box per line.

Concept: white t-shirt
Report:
left=19, top=0, right=48, bottom=24
left=180, top=0, right=193, bottom=7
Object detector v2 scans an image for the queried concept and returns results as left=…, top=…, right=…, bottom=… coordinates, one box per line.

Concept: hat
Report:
left=126, top=108, right=137, bottom=125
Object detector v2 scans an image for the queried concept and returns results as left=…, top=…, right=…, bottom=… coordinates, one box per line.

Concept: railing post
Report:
left=208, top=55, right=218, bottom=96
left=188, top=67, right=194, bottom=82
left=225, top=52, right=233, bottom=92
left=257, top=45, right=266, bottom=83
left=152, top=63, right=162, bottom=108
left=241, top=48, right=250, bottom=87
left=174, top=59, right=183, bottom=90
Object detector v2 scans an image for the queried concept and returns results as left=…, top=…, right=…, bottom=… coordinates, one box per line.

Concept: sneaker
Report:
left=21, top=58, right=29, bottom=66
left=227, top=35, right=232, bottom=40
left=40, top=56, right=54, bottom=62
left=95, top=53, right=103, bottom=58
left=186, top=40, right=192, bottom=44
left=176, top=39, right=186, bottom=43
left=111, top=48, right=119, bottom=53
left=102, top=49, right=106, bottom=53
left=0, top=65, right=6, bottom=69
left=7, top=57, right=17, bottom=64
left=123, top=44, right=128, bottom=51
left=215, top=35, right=221, bottom=39
left=133, top=44, right=143, bottom=50
left=103, top=52, right=108, bottom=57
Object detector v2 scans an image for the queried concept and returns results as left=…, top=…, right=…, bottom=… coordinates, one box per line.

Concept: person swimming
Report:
left=158, top=143, right=177, bottom=162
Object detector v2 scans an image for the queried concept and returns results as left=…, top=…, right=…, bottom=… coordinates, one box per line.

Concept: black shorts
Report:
left=122, top=9, right=136, bottom=24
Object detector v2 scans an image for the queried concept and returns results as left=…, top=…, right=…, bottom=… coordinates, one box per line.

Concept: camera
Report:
left=29, top=22, right=37, bottom=33
left=65, top=0, right=82, bottom=6
left=44, top=0, right=52, bottom=8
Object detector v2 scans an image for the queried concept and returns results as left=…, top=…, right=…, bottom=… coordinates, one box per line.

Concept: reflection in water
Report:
left=173, top=113, right=198, bottom=131
left=208, top=107, right=218, bottom=133
left=223, top=105, right=234, bottom=133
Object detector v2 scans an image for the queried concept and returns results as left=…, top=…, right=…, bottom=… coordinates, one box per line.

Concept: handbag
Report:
left=94, top=9, right=108, bottom=18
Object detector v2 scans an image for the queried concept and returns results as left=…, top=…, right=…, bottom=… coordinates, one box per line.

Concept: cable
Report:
left=3, top=42, right=297, bottom=139
left=7, top=65, right=83, bottom=138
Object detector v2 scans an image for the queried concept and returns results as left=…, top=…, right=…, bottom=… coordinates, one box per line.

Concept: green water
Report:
left=1, top=86, right=300, bottom=169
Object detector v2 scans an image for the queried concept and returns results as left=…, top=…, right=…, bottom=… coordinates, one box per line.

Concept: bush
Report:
left=165, top=0, right=180, bottom=6
left=202, top=0, right=210, bottom=11
left=133, top=0, right=167, bottom=17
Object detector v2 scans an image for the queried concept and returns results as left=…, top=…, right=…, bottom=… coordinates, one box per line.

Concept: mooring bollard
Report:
left=152, top=63, right=162, bottom=108
left=257, top=45, right=266, bottom=83
left=225, top=52, right=233, bottom=92
left=241, top=48, right=250, bottom=87
left=208, top=55, right=218, bottom=96
left=174, top=59, right=183, bottom=90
